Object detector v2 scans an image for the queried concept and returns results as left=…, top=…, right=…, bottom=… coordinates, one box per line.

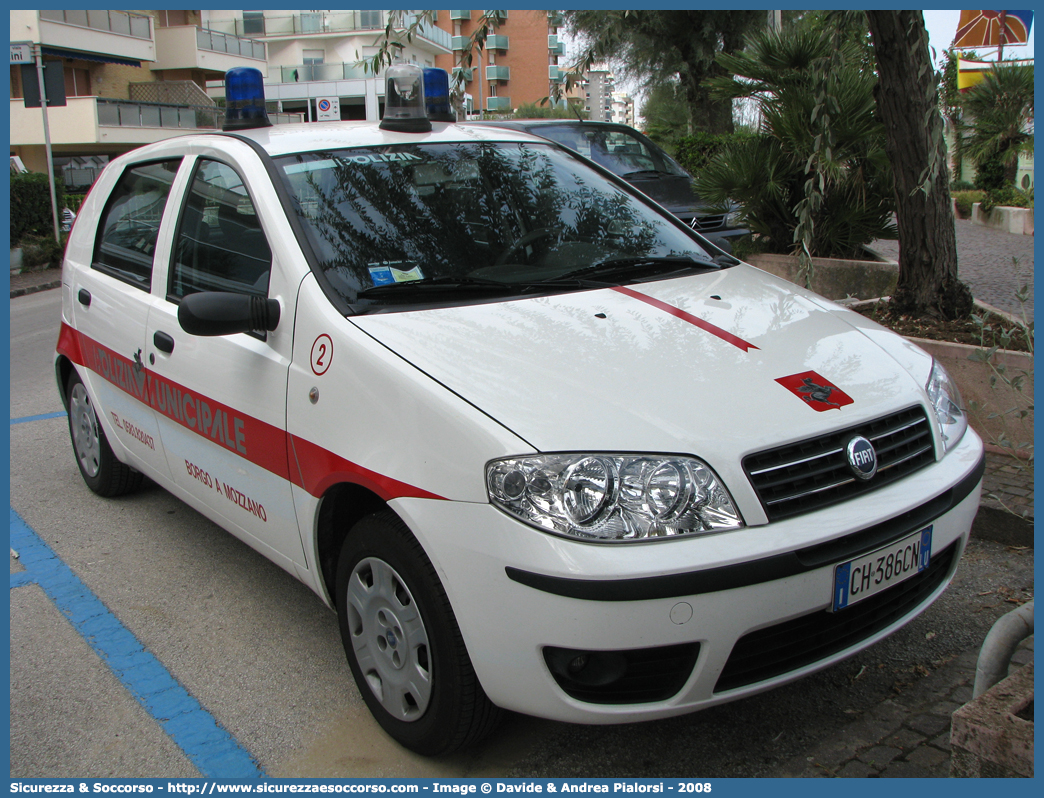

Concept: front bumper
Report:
left=392, top=430, right=983, bottom=724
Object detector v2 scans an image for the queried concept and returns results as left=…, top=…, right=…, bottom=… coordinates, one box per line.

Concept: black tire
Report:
left=335, top=510, right=500, bottom=754
left=65, top=370, right=143, bottom=497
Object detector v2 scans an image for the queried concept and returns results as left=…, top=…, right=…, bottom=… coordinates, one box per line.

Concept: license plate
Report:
left=831, top=526, right=933, bottom=612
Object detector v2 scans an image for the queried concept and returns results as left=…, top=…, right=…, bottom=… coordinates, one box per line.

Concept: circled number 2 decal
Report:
left=311, top=334, right=333, bottom=376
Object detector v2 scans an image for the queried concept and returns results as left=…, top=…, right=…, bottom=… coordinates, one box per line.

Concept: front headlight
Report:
left=926, top=360, right=968, bottom=452
left=486, top=453, right=744, bottom=542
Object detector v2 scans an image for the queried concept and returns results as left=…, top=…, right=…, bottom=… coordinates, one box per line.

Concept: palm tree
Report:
left=694, top=26, right=895, bottom=259
left=963, top=64, right=1034, bottom=187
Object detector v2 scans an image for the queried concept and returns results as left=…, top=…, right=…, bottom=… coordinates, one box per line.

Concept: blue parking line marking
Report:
left=9, top=507, right=265, bottom=778
left=11, top=411, right=68, bottom=425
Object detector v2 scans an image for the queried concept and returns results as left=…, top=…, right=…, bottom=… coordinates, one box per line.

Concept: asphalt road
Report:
left=9, top=288, right=1034, bottom=778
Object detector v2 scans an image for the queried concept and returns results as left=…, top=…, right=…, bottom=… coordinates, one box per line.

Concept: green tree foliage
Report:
left=640, top=83, right=690, bottom=152
left=693, top=26, right=895, bottom=259
left=939, top=48, right=981, bottom=179
left=963, top=64, right=1034, bottom=186
left=563, top=10, right=763, bottom=134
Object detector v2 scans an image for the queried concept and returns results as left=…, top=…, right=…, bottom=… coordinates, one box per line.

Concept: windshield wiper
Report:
left=620, top=169, right=674, bottom=179
left=551, top=255, right=718, bottom=283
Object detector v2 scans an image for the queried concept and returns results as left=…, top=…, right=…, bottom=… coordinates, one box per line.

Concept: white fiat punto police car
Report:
left=56, top=66, right=984, bottom=755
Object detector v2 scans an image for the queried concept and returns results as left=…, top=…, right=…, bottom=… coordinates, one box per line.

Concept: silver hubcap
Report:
left=69, top=383, right=101, bottom=478
left=346, top=557, right=431, bottom=721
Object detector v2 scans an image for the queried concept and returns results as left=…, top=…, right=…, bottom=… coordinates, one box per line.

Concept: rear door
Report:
left=144, top=143, right=306, bottom=571
left=64, top=158, right=184, bottom=481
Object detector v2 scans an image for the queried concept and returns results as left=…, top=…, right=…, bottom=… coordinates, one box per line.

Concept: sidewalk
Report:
left=9, top=266, right=62, bottom=299
left=768, top=636, right=1034, bottom=777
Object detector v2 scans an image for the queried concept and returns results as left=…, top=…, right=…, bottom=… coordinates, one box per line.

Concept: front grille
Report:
left=544, top=643, right=700, bottom=704
left=743, top=406, right=936, bottom=522
left=714, top=541, right=957, bottom=693
left=691, top=214, right=726, bottom=231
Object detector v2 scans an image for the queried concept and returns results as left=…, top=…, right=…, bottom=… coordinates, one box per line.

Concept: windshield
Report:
left=535, top=125, right=689, bottom=179
left=275, top=141, right=718, bottom=310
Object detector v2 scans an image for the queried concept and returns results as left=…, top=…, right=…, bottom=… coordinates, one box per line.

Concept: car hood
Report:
left=351, top=264, right=935, bottom=492
left=625, top=173, right=704, bottom=215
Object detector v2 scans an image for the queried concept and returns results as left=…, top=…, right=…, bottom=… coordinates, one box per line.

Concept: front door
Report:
left=145, top=149, right=305, bottom=570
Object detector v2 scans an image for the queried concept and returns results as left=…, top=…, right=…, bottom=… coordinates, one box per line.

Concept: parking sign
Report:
left=316, top=96, right=340, bottom=121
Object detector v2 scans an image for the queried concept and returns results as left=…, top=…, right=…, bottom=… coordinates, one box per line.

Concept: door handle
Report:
left=77, top=289, right=91, bottom=306
left=154, top=331, right=175, bottom=354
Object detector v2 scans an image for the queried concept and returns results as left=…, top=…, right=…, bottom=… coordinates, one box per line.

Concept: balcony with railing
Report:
left=39, top=10, right=152, bottom=39
left=152, top=26, right=265, bottom=74
left=548, top=34, right=565, bottom=56
left=35, top=9, right=155, bottom=63
left=97, top=99, right=302, bottom=129
left=208, top=11, right=451, bottom=52
left=485, top=65, right=510, bottom=82
left=275, top=62, right=373, bottom=83
left=450, top=11, right=472, bottom=21
left=486, top=35, right=509, bottom=50
left=11, top=96, right=302, bottom=148
left=485, top=96, right=511, bottom=112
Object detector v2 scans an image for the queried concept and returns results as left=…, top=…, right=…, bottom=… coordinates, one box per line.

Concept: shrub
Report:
left=513, top=101, right=585, bottom=120
left=10, top=171, right=65, bottom=243
left=951, top=180, right=976, bottom=192
left=672, top=130, right=756, bottom=177
left=981, top=186, right=1033, bottom=213
left=65, top=193, right=88, bottom=214
left=953, top=190, right=986, bottom=218
left=17, top=233, right=66, bottom=270
left=973, top=156, right=1007, bottom=191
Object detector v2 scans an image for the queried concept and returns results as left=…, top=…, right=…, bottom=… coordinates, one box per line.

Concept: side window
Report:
left=92, top=159, right=181, bottom=289
left=170, top=159, right=272, bottom=299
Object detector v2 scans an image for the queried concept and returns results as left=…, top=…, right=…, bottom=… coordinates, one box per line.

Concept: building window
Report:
left=157, top=10, right=188, bottom=27
left=64, top=65, right=91, bottom=97
left=243, top=10, right=265, bottom=35
left=359, top=10, right=382, bottom=29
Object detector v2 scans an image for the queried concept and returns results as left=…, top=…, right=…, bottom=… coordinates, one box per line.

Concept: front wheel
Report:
left=335, top=511, right=500, bottom=754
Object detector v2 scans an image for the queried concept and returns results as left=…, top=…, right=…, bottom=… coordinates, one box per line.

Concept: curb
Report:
left=10, top=278, right=62, bottom=299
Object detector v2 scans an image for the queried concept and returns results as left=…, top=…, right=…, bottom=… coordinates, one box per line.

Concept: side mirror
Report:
left=178, top=292, right=280, bottom=337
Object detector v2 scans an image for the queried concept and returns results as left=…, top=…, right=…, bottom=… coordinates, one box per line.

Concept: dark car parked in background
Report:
left=470, top=119, right=747, bottom=249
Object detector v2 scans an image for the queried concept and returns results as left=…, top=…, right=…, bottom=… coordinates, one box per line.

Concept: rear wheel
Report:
left=335, top=510, right=500, bottom=754
left=66, top=371, right=143, bottom=497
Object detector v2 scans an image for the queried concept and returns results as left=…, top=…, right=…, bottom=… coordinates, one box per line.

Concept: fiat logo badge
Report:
left=846, top=436, right=878, bottom=480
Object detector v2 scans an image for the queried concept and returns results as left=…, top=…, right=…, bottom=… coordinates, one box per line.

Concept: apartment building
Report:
left=202, top=10, right=452, bottom=122
left=610, top=91, right=636, bottom=127
left=9, top=9, right=274, bottom=179
left=582, top=66, right=615, bottom=122
left=434, top=10, right=567, bottom=115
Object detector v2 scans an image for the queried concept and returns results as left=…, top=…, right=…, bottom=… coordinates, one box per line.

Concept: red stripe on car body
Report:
left=56, top=323, right=444, bottom=501
left=611, top=285, right=759, bottom=352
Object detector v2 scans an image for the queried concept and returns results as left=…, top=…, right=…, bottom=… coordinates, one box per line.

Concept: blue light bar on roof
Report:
left=423, top=68, right=455, bottom=123
left=223, top=67, right=272, bottom=131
